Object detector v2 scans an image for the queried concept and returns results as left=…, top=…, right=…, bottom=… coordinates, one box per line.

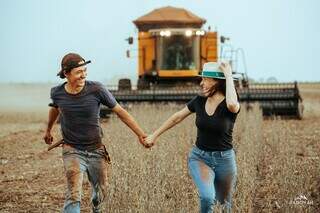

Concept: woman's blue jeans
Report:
left=188, top=146, right=237, bottom=213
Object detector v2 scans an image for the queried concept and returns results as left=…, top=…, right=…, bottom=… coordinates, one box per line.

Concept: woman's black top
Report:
left=187, top=95, right=240, bottom=151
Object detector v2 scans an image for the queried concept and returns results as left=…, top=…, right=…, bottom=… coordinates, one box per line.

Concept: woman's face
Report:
left=200, top=77, right=218, bottom=97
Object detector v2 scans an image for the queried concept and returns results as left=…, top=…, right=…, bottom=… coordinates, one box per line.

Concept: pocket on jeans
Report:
left=193, top=146, right=206, bottom=156
left=62, top=144, right=77, bottom=156
left=221, top=149, right=235, bottom=159
left=94, top=146, right=105, bottom=155
left=98, top=145, right=111, bottom=164
left=188, top=147, right=203, bottom=162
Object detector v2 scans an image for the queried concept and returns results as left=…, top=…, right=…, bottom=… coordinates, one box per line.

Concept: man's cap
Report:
left=57, top=53, right=91, bottom=79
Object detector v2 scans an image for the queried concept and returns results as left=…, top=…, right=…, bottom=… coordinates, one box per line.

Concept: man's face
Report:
left=64, top=61, right=87, bottom=87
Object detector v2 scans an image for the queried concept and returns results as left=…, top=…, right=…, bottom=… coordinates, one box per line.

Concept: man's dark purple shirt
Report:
left=50, top=80, right=117, bottom=150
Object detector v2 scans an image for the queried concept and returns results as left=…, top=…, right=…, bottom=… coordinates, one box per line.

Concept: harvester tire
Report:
left=137, top=77, right=150, bottom=90
left=118, top=78, right=132, bottom=91
left=297, top=101, right=304, bottom=120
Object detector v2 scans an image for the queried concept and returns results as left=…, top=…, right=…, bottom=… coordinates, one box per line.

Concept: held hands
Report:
left=138, top=134, right=153, bottom=149
left=144, top=133, right=157, bottom=148
left=138, top=133, right=157, bottom=149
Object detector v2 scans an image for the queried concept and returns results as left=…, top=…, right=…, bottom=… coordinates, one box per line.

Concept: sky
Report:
left=0, top=0, right=319, bottom=83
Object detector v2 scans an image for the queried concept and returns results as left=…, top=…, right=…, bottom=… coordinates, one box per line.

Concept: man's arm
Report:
left=111, top=104, right=147, bottom=146
left=43, top=107, right=60, bottom=145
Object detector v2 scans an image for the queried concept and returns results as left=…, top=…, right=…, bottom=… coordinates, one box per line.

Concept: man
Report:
left=43, top=53, right=149, bottom=213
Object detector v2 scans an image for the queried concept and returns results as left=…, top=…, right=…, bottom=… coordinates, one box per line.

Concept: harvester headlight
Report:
left=185, top=30, right=193, bottom=37
left=196, top=30, right=205, bottom=36
left=160, top=31, right=165, bottom=36
left=164, top=30, right=171, bottom=37
left=160, top=30, right=171, bottom=37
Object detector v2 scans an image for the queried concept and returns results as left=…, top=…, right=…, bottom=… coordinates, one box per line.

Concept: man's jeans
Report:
left=188, top=146, right=237, bottom=213
left=62, top=144, right=110, bottom=213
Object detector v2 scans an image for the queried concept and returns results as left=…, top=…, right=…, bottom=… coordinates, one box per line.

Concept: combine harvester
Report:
left=102, top=6, right=303, bottom=119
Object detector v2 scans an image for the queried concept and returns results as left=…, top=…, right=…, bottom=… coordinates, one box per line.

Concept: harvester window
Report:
left=159, top=35, right=198, bottom=70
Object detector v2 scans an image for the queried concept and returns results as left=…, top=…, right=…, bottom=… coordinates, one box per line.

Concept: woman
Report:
left=145, top=62, right=240, bottom=212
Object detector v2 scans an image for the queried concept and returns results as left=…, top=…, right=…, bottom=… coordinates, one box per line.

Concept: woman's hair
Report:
left=213, top=79, right=226, bottom=96
left=199, top=79, right=226, bottom=97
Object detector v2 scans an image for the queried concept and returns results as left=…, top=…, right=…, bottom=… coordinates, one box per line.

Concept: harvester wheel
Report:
left=297, top=101, right=304, bottom=120
left=241, top=79, right=249, bottom=88
left=137, top=77, right=150, bottom=90
left=118, top=78, right=132, bottom=91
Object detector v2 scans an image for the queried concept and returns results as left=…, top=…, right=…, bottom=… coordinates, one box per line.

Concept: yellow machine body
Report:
left=137, top=31, right=218, bottom=81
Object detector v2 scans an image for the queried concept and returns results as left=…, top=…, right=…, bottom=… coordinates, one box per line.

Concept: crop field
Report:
left=0, top=83, right=319, bottom=212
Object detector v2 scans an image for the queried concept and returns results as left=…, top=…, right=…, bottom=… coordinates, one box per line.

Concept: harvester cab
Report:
left=130, top=28, right=218, bottom=90
left=102, top=6, right=303, bottom=119
left=122, top=6, right=226, bottom=89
